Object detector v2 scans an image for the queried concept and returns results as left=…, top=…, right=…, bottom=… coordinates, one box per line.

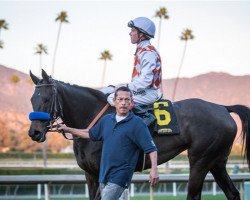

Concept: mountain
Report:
left=0, top=65, right=33, bottom=133
left=0, top=65, right=33, bottom=115
left=0, top=64, right=249, bottom=151
left=163, top=72, right=250, bottom=106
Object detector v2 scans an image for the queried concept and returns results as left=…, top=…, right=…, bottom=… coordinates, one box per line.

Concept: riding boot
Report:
left=132, top=103, right=156, bottom=127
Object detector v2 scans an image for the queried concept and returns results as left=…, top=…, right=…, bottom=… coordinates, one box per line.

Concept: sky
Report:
left=0, top=0, right=250, bottom=87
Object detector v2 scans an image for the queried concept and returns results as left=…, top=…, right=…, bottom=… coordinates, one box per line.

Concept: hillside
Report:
left=0, top=65, right=33, bottom=114
left=0, top=65, right=250, bottom=152
left=163, top=72, right=250, bottom=106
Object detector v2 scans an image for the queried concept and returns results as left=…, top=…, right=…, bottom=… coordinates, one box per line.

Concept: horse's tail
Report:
left=226, top=105, right=250, bottom=169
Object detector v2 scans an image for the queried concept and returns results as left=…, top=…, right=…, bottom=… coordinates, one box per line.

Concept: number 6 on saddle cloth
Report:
left=153, top=99, right=180, bottom=135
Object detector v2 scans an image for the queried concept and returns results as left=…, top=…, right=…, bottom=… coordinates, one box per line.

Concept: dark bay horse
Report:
left=28, top=70, right=250, bottom=200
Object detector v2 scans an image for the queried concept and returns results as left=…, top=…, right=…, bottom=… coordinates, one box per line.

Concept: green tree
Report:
left=52, top=11, right=69, bottom=77
left=172, top=29, right=194, bottom=100
left=154, top=7, right=169, bottom=50
left=35, top=43, right=48, bottom=77
left=99, top=50, right=112, bottom=87
left=10, top=74, right=20, bottom=84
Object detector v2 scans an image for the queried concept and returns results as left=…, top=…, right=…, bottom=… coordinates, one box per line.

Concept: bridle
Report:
left=31, top=78, right=110, bottom=140
left=35, top=79, right=71, bottom=139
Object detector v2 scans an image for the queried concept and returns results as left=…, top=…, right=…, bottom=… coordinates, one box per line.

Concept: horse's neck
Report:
left=58, top=83, right=107, bottom=128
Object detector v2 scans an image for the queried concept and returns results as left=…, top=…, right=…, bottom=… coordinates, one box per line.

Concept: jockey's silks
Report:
left=128, top=40, right=162, bottom=92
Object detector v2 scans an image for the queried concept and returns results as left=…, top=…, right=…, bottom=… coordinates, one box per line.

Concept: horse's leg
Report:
left=210, top=163, right=240, bottom=200
left=187, top=163, right=209, bottom=200
left=85, top=172, right=101, bottom=200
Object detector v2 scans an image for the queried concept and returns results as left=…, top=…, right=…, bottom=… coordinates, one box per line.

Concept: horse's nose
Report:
left=28, top=129, right=42, bottom=141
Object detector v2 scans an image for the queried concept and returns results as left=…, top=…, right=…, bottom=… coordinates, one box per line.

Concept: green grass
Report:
left=9, top=195, right=227, bottom=200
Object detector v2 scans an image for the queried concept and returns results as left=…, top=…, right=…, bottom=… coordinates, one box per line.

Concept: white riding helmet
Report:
left=128, top=17, right=156, bottom=38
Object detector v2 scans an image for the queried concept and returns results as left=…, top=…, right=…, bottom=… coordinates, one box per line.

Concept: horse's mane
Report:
left=56, top=80, right=107, bottom=103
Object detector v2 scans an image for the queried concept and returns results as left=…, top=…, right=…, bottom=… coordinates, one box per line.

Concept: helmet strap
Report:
left=137, top=30, right=148, bottom=44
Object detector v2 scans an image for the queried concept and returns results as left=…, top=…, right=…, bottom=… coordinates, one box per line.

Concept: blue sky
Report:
left=0, top=0, right=250, bottom=87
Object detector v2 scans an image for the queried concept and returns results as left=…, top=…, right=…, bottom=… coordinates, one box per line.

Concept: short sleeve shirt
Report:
left=89, top=112, right=157, bottom=188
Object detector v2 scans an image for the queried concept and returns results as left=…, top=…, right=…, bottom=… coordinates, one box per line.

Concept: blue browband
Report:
left=29, top=112, right=51, bottom=121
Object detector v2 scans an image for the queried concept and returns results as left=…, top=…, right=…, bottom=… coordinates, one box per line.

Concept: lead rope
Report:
left=87, top=103, right=110, bottom=129
left=57, top=103, right=110, bottom=139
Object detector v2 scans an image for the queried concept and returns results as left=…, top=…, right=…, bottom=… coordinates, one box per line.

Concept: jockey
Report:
left=102, top=17, right=162, bottom=126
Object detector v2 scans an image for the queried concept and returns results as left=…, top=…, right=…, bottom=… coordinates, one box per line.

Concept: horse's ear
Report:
left=41, top=69, right=50, bottom=83
left=30, top=70, right=40, bottom=85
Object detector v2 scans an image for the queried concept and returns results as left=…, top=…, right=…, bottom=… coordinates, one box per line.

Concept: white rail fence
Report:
left=1, top=173, right=250, bottom=199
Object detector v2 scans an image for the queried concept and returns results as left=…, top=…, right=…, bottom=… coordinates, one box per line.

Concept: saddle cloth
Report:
left=153, top=99, right=180, bottom=135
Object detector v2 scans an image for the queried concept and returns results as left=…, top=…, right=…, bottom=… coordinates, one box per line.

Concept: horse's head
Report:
left=28, top=69, right=63, bottom=142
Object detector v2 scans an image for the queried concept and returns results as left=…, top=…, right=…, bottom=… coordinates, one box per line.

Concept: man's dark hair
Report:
left=114, top=86, right=132, bottom=99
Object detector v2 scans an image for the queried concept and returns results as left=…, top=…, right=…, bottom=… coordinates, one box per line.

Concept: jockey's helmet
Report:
left=128, top=17, right=156, bottom=39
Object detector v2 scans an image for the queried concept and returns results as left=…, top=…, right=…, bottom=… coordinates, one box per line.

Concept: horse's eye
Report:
left=42, top=97, right=50, bottom=103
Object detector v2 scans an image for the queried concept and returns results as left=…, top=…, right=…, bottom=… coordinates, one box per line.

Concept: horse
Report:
left=28, top=70, right=250, bottom=200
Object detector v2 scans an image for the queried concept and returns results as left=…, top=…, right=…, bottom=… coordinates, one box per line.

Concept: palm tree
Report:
left=0, top=40, right=3, bottom=49
left=154, top=7, right=169, bottom=50
left=99, top=50, right=113, bottom=87
left=51, top=11, right=69, bottom=77
left=172, top=28, right=194, bottom=100
left=35, top=43, right=48, bottom=167
left=35, top=43, right=48, bottom=77
left=0, top=19, right=9, bottom=49
left=154, top=7, right=169, bottom=94
left=0, top=19, right=9, bottom=39
left=34, top=43, right=48, bottom=167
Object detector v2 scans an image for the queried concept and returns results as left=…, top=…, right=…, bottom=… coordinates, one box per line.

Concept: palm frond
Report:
left=0, top=19, right=9, bottom=30
left=35, top=43, right=48, bottom=55
left=154, top=7, right=169, bottom=19
left=180, top=29, right=194, bottom=41
left=55, top=11, right=69, bottom=23
left=99, top=50, right=112, bottom=61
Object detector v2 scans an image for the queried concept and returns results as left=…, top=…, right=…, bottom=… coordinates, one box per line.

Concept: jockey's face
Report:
left=113, top=91, right=132, bottom=116
left=129, top=28, right=140, bottom=44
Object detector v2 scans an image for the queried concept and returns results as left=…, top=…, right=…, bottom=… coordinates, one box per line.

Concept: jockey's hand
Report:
left=149, top=169, right=159, bottom=186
